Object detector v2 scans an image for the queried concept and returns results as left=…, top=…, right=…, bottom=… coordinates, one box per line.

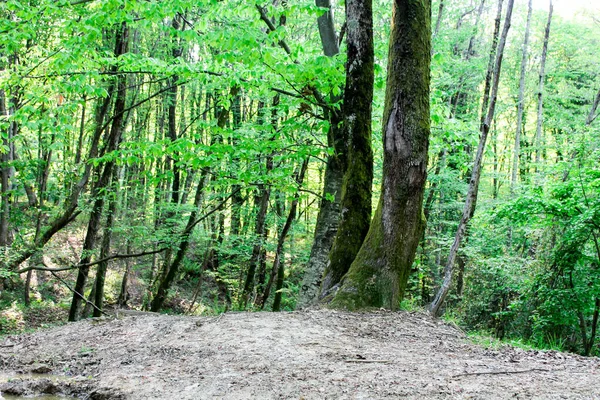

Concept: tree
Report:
left=328, top=0, right=431, bottom=310
left=429, top=0, right=515, bottom=317
left=511, top=0, right=532, bottom=189
left=534, top=0, right=553, bottom=167
left=318, top=0, right=375, bottom=298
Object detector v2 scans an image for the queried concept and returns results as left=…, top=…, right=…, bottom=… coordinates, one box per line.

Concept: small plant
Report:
left=79, top=345, right=95, bottom=354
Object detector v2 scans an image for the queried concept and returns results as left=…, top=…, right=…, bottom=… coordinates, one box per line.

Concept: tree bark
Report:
left=329, top=0, right=431, bottom=310
left=319, top=0, right=375, bottom=298
left=534, top=0, right=553, bottom=167
left=0, top=89, right=10, bottom=247
left=433, top=0, right=444, bottom=43
left=429, top=0, right=515, bottom=317
left=229, top=87, right=244, bottom=236
left=511, top=0, right=532, bottom=190
left=92, top=169, right=119, bottom=317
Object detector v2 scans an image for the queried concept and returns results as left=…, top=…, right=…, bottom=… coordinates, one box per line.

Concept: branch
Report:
left=255, top=4, right=293, bottom=56
left=16, top=248, right=167, bottom=274
left=49, top=270, right=109, bottom=317
left=338, top=21, right=347, bottom=46
left=452, top=368, right=550, bottom=378
left=187, top=188, right=242, bottom=234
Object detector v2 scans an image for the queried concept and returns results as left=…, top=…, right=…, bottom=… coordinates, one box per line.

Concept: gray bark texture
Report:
left=534, top=0, right=553, bottom=166
left=511, top=0, right=532, bottom=189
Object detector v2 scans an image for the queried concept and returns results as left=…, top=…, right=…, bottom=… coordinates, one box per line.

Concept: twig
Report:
left=214, top=313, right=225, bottom=324
left=452, top=368, right=550, bottom=378
left=344, top=359, right=392, bottom=364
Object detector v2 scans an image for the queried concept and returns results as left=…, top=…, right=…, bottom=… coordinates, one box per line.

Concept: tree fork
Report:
left=329, top=0, right=431, bottom=310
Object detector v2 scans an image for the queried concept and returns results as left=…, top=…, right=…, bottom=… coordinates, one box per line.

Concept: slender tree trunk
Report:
left=480, top=0, right=504, bottom=129
left=117, top=241, right=132, bottom=307
left=229, top=87, right=244, bottom=236
left=69, top=23, right=130, bottom=321
left=0, top=90, right=10, bottom=247
left=150, top=171, right=208, bottom=312
left=511, top=0, right=532, bottom=190
left=429, top=0, right=515, bottom=317
left=254, top=158, right=308, bottom=310
left=433, top=0, right=444, bottom=44
left=329, top=0, right=431, bottom=310
left=586, top=88, right=600, bottom=126
left=584, top=298, right=600, bottom=356
left=320, top=0, right=375, bottom=298
left=92, top=169, right=119, bottom=317
left=297, top=0, right=345, bottom=308
left=240, top=101, right=273, bottom=308
left=534, top=0, right=553, bottom=167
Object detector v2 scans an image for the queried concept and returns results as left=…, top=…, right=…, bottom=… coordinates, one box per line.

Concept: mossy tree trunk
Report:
left=297, top=0, right=345, bottom=309
left=329, top=0, right=431, bottom=310
left=319, top=0, right=375, bottom=298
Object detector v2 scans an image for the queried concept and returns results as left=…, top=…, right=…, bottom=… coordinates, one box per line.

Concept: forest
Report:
left=1, top=0, right=599, bottom=361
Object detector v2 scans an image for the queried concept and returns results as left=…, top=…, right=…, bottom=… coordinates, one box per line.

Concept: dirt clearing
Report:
left=1, top=310, right=599, bottom=399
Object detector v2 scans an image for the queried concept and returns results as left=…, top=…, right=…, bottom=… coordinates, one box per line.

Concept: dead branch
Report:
left=452, top=368, right=550, bottom=378
left=16, top=248, right=167, bottom=274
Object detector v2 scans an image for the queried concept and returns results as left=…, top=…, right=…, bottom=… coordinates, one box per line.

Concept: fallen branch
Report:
left=49, top=271, right=109, bottom=317
left=452, top=368, right=550, bottom=378
left=344, top=359, right=392, bottom=364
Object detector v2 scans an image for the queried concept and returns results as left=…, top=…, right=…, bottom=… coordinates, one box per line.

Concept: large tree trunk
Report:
left=329, top=0, right=431, bottom=310
left=511, top=0, right=532, bottom=189
left=429, top=0, right=515, bottom=317
left=319, top=0, right=375, bottom=298
left=534, top=0, right=553, bottom=166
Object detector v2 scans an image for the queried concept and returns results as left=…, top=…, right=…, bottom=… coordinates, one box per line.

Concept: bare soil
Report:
left=1, top=310, right=599, bottom=399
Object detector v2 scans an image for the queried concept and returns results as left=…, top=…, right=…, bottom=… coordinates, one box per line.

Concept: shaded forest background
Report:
left=1, top=0, right=600, bottom=357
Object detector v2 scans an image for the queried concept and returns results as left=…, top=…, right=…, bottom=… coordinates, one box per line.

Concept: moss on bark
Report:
left=320, top=0, right=375, bottom=296
left=330, top=0, right=431, bottom=311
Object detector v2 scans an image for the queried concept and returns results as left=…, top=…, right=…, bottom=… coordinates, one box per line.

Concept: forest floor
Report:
left=0, top=309, right=599, bottom=399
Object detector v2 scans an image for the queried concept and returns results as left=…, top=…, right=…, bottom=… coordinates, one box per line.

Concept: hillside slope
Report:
left=1, top=310, right=599, bottom=399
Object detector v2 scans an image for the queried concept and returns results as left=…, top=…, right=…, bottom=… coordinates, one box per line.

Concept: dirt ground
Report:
left=1, top=310, right=599, bottom=399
